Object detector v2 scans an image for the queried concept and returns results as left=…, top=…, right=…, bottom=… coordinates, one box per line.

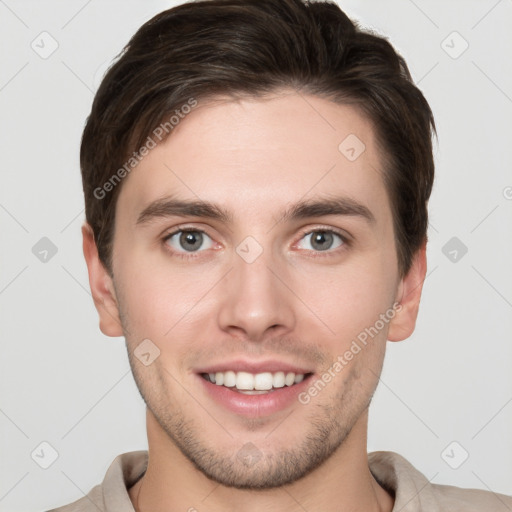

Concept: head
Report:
left=82, top=0, right=434, bottom=490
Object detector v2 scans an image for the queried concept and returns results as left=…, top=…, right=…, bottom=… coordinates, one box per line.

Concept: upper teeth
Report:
left=207, top=371, right=305, bottom=390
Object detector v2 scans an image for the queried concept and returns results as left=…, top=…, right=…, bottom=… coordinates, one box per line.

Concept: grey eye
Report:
left=166, top=230, right=213, bottom=252
left=298, top=231, right=344, bottom=252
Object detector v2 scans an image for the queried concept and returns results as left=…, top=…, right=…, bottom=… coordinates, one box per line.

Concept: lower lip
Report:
left=198, top=374, right=312, bottom=417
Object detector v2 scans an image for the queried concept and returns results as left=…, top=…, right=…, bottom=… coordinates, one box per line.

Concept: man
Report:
left=51, top=0, right=512, bottom=510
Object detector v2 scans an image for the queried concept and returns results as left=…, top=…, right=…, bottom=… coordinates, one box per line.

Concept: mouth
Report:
left=196, top=364, right=314, bottom=417
left=200, top=370, right=312, bottom=394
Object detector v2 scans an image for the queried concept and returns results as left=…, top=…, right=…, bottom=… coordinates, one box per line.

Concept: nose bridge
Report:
left=216, top=239, right=295, bottom=340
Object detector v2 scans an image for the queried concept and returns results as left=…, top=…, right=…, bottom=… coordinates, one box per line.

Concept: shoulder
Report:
left=368, top=450, right=512, bottom=512
left=47, top=485, right=104, bottom=512
left=46, top=451, right=148, bottom=512
left=428, top=481, right=512, bottom=510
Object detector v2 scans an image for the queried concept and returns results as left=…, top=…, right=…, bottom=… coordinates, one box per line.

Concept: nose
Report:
left=216, top=247, right=296, bottom=343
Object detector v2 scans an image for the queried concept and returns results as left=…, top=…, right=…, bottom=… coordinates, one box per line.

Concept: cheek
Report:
left=115, top=260, right=222, bottom=350
left=290, top=255, right=397, bottom=346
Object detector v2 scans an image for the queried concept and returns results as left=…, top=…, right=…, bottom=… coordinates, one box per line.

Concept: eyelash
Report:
left=162, top=226, right=350, bottom=260
left=162, top=227, right=215, bottom=260
left=295, top=227, right=350, bottom=259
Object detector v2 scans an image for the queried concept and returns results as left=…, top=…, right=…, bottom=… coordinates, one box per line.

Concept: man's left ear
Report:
left=387, top=241, right=427, bottom=342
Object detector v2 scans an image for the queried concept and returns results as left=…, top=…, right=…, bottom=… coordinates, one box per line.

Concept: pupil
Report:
left=180, top=231, right=202, bottom=251
left=312, top=231, right=333, bottom=251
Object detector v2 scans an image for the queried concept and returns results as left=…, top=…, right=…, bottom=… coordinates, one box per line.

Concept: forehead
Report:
left=116, top=90, right=389, bottom=224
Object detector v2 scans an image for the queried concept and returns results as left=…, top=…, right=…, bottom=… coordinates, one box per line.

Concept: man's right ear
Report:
left=82, top=223, right=123, bottom=337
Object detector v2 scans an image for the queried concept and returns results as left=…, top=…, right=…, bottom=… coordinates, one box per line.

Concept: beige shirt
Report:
left=48, top=450, right=512, bottom=511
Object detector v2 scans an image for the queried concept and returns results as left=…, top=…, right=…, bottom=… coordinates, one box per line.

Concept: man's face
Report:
left=103, top=90, right=407, bottom=488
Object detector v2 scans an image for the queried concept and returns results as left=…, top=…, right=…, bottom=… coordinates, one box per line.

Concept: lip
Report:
left=197, top=372, right=314, bottom=417
left=195, top=359, right=312, bottom=375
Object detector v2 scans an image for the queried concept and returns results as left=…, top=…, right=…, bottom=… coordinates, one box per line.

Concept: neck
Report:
left=129, top=408, right=393, bottom=512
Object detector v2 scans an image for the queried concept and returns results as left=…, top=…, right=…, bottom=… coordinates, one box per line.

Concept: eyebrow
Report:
left=137, top=197, right=233, bottom=225
left=136, top=195, right=375, bottom=226
left=281, top=197, right=375, bottom=224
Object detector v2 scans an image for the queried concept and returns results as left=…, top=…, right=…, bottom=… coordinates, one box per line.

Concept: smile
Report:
left=197, top=365, right=314, bottom=417
left=201, top=371, right=309, bottom=394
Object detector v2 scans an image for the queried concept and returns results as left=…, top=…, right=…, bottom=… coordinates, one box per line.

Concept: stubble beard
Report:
left=129, top=352, right=377, bottom=490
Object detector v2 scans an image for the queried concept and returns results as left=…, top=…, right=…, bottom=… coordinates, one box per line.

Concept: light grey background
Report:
left=1, top=0, right=511, bottom=510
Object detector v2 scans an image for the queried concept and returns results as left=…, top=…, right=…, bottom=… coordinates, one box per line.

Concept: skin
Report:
left=83, top=89, right=426, bottom=512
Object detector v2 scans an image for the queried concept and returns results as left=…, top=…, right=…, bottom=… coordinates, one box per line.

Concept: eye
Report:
left=164, top=229, right=214, bottom=253
left=296, top=230, right=345, bottom=252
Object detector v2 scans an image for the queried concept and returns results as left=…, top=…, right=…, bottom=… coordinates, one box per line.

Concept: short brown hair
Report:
left=81, top=0, right=435, bottom=277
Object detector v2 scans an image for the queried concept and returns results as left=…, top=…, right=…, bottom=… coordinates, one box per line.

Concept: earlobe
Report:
left=82, top=223, right=124, bottom=337
left=387, top=241, right=427, bottom=342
